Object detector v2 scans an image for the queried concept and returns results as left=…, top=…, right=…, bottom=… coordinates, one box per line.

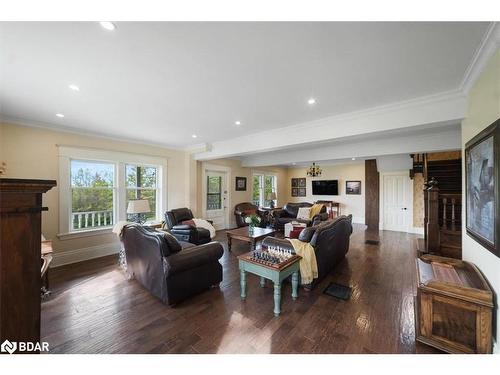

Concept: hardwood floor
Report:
left=41, top=225, right=441, bottom=354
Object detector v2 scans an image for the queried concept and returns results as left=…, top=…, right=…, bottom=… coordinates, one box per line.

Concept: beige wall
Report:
left=286, top=163, right=365, bottom=223
left=461, top=49, right=500, bottom=350
left=196, top=158, right=288, bottom=228
left=0, top=122, right=188, bottom=258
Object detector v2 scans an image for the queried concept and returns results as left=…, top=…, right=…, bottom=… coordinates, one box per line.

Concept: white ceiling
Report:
left=0, top=22, right=491, bottom=149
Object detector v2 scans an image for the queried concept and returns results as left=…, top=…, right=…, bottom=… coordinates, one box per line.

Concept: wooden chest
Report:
left=415, top=254, right=493, bottom=354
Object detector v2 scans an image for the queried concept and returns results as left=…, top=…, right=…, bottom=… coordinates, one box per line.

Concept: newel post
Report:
left=426, top=178, right=440, bottom=252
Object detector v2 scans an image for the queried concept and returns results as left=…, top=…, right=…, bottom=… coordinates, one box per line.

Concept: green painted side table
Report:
left=238, top=252, right=301, bottom=317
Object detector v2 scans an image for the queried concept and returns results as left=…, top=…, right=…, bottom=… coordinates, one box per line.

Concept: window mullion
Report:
left=117, top=162, right=126, bottom=222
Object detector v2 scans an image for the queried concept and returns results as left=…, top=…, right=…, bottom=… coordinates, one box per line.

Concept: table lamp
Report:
left=127, top=199, right=151, bottom=224
left=266, top=192, right=277, bottom=208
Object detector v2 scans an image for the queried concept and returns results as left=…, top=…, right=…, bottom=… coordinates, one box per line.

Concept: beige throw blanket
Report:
left=309, top=203, right=323, bottom=219
left=288, top=239, right=318, bottom=285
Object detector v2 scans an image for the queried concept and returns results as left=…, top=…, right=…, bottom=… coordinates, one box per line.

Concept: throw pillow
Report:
left=181, top=219, right=196, bottom=227
left=296, top=207, right=311, bottom=220
left=159, top=232, right=182, bottom=256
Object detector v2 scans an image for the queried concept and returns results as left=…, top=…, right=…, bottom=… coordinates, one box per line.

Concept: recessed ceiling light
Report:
left=99, top=22, right=116, bottom=31
left=56, top=113, right=64, bottom=118
left=192, top=134, right=197, bottom=138
left=235, top=121, right=241, bottom=126
left=352, top=157, right=356, bottom=161
left=68, top=84, right=80, bottom=91
left=307, top=98, right=316, bottom=105
left=292, top=162, right=297, bottom=165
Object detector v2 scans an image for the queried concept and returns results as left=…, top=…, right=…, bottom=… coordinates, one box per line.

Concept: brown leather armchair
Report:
left=262, top=215, right=353, bottom=288
left=234, top=202, right=266, bottom=228
left=164, top=207, right=211, bottom=245
left=122, top=223, right=223, bottom=305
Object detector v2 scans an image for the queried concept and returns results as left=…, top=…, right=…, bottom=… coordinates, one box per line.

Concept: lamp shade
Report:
left=266, top=192, right=277, bottom=200
left=127, top=199, right=151, bottom=214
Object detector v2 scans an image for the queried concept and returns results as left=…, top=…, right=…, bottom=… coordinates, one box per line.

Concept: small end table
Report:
left=238, top=252, right=301, bottom=316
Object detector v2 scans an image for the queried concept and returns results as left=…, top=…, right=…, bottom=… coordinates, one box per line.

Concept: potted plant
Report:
left=244, top=214, right=261, bottom=233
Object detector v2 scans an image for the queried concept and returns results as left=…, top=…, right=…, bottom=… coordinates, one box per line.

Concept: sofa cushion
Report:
left=297, top=207, right=311, bottom=220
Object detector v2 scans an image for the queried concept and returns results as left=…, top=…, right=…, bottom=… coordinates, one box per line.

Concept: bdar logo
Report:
left=1, top=339, right=17, bottom=354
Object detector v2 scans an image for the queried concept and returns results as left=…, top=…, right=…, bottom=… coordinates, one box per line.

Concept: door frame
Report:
left=379, top=170, right=414, bottom=233
left=202, top=163, right=231, bottom=230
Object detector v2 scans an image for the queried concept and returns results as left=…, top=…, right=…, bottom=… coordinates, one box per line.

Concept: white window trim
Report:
left=57, top=145, right=168, bottom=240
left=252, top=172, right=278, bottom=207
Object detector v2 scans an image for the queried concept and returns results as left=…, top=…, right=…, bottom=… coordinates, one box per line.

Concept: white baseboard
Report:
left=51, top=242, right=121, bottom=268
left=410, top=227, right=425, bottom=235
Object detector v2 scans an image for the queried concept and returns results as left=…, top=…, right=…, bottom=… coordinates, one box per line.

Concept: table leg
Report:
left=260, top=277, right=266, bottom=288
left=291, top=271, right=299, bottom=300
left=227, top=235, right=232, bottom=252
left=273, top=282, right=281, bottom=317
left=240, top=270, right=246, bottom=300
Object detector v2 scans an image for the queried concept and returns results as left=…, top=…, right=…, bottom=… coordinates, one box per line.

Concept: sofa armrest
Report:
left=164, top=242, right=223, bottom=277
left=261, top=237, right=297, bottom=254
left=272, top=209, right=286, bottom=219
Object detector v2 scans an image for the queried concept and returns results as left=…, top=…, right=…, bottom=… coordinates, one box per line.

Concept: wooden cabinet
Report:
left=415, top=254, right=493, bottom=353
left=0, top=178, right=56, bottom=351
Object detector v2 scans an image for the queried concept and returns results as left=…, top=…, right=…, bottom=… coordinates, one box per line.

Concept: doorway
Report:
left=380, top=171, right=413, bottom=233
left=203, top=167, right=229, bottom=230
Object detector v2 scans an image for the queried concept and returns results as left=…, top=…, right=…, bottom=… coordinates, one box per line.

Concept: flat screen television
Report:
left=312, top=180, right=338, bottom=195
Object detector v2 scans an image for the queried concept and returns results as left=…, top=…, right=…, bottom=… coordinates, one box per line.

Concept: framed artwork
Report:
left=291, top=187, right=299, bottom=197
left=291, top=178, right=299, bottom=188
left=298, top=188, right=306, bottom=197
left=346, top=180, right=361, bottom=195
left=298, top=178, right=306, bottom=187
left=235, top=176, right=247, bottom=191
left=465, top=118, right=499, bottom=258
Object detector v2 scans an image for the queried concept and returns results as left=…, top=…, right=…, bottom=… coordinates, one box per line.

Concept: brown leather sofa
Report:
left=122, top=223, right=223, bottom=305
left=234, top=202, right=266, bottom=228
left=272, top=202, right=328, bottom=231
left=262, top=215, right=353, bottom=288
left=164, top=207, right=211, bottom=245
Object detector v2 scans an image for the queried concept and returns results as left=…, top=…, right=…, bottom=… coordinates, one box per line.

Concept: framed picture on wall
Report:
left=346, top=180, right=361, bottom=195
left=298, top=178, right=306, bottom=187
left=235, top=176, right=247, bottom=191
left=291, top=187, right=299, bottom=197
left=298, top=188, right=306, bottom=197
left=465, top=118, right=499, bottom=258
left=291, top=178, right=299, bottom=188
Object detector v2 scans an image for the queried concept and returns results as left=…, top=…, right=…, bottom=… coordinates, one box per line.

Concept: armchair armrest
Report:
left=172, top=224, right=195, bottom=231
left=164, top=242, right=223, bottom=277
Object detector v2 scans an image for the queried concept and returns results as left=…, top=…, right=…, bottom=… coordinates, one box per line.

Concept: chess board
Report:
left=238, top=248, right=301, bottom=271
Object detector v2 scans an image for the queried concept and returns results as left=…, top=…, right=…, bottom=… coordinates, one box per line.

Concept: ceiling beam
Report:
left=240, top=124, right=461, bottom=167
left=194, top=90, right=466, bottom=161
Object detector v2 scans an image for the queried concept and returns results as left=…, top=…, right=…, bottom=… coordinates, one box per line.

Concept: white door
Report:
left=205, top=170, right=228, bottom=230
left=382, top=173, right=411, bottom=232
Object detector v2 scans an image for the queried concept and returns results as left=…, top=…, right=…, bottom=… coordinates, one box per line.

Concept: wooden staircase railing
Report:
left=425, top=179, right=462, bottom=258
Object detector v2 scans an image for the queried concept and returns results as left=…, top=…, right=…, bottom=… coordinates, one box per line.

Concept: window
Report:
left=207, top=175, right=222, bottom=210
left=71, top=160, right=115, bottom=230
left=126, top=164, right=158, bottom=222
left=253, top=174, right=277, bottom=207
left=58, top=146, right=167, bottom=238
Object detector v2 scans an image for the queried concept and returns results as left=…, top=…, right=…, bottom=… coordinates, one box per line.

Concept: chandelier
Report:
left=306, top=162, right=322, bottom=177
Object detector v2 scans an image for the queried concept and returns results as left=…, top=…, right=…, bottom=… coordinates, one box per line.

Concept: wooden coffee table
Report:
left=226, top=226, right=276, bottom=251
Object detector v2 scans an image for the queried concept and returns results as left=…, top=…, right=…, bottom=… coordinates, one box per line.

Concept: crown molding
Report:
left=0, top=115, right=186, bottom=152
left=460, top=22, right=500, bottom=94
